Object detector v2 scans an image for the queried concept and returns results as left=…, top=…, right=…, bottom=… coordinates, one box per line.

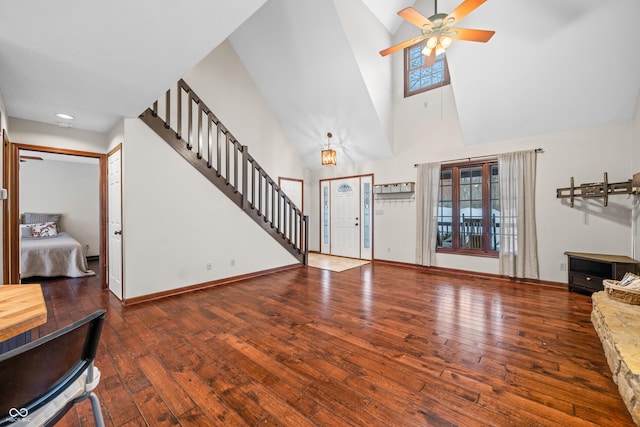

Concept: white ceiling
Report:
left=0, top=0, right=267, bottom=132
left=1, top=0, right=639, bottom=169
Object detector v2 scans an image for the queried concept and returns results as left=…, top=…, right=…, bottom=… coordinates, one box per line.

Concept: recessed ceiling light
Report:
left=55, top=113, right=74, bottom=120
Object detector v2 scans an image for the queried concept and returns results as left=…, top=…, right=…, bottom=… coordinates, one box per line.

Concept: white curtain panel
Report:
left=416, top=162, right=441, bottom=266
left=498, top=150, right=539, bottom=279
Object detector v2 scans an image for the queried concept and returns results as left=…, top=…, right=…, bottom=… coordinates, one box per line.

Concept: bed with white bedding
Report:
left=20, top=212, right=95, bottom=279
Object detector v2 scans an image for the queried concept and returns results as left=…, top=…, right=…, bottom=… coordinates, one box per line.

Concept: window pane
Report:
left=438, top=168, right=453, bottom=248
left=471, top=183, right=482, bottom=200
left=405, top=43, right=450, bottom=97
left=435, top=161, right=498, bottom=253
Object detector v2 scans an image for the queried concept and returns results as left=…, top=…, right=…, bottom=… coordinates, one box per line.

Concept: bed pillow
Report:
left=23, top=212, right=62, bottom=227
left=20, top=224, right=33, bottom=238
left=31, top=222, right=58, bottom=238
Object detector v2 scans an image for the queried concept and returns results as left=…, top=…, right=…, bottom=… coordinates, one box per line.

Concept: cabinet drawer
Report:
left=570, top=273, right=605, bottom=291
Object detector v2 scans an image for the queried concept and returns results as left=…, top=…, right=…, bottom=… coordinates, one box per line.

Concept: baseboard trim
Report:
left=372, top=258, right=567, bottom=290
left=122, top=263, right=303, bottom=306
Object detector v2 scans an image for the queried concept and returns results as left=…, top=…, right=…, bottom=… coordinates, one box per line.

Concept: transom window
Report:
left=404, top=42, right=451, bottom=97
left=436, top=160, right=499, bottom=256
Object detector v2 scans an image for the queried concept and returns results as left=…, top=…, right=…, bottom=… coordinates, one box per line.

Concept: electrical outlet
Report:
left=230, top=259, right=235, bottom=267
left=560, top=263, right=566, bottom=271
left=206, top=262, right=212, bottom=271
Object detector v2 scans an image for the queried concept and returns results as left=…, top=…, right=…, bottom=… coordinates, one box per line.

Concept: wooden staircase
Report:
left=139, top=79, right=308, bottom=265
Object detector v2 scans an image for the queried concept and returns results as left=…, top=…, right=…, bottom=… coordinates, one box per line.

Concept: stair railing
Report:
left=140, top=79, right=308, bottom=264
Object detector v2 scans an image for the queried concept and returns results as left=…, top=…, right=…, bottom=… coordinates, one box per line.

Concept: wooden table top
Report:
left=564, top=251, right=639, bottom=264
left=0, top=284, right=47, bottom=342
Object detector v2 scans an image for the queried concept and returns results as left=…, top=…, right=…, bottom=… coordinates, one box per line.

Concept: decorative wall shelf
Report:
left=373, top=182, right=415, bottom=194
left=556, top=172, right=633, bottom=207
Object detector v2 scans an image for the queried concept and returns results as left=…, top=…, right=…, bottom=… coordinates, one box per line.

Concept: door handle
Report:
left=114, top=230, right=122, bottom=235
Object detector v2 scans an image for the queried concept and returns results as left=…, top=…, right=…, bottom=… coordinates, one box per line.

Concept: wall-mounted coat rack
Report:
left=373, top=182, right=415, bottom=194
left=556, top=172, right=633, bottom=207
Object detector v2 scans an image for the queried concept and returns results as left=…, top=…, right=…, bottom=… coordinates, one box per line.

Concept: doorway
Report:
left=320, top=174, right=373, bottom=260
left=4, top=143, right=107, bottom=287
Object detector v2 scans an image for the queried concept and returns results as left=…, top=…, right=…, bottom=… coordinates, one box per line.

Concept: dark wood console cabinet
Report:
left=565, top=252, right=639, bottom=294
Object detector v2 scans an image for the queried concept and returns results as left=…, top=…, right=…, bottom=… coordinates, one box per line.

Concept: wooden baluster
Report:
left=224, top=131, right=229, bottom=185
left=271, top=182, right=276, bottom=228
left=258, top=168, right=263, bottom=216
left=303, top=215, right=309, bottom=261
left=197, top=104, right=203, bottom=159
left=152, top=101, right=158, bottom=117
left=216, top=123, right=222, bottom=177
left=176, top=87, right=182, bottom=140
left=164, top=90, right=170, bottom=129
left=264, top=174, right=270, bottom=223
left=288, top=202, right=293, bottom=243
left=251, top=162, right=256, bottom=209
left=277, top=190, right=282, bottom=234
left=241, top=146, right=248, bottom=209
left=233, top=141, right=239, bottom=193
left=282, top=198, right=287, bottom=238
left=295, top=209, right=299, bottom=249
left=206, top=114, right=213, bottom=168
left=187, top=92, right=193, bottom=150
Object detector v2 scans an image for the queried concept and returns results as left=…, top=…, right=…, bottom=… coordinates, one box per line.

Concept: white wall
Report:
left=0, top=91, right=7, bottom=133
left=183, top=40, right=306, bottom=185
left=309, top=77, right=636, bottom=284
left=107, top=119, right=124, bottom=153
left=20, top=158, right=100, bottom=256
left=334, top=0, right=393, bottom=144
left=8, top=117, right=109, bottom=152
left=121, top=119, right=298, bottom=299
left=120, top=40, right=307, bottom=299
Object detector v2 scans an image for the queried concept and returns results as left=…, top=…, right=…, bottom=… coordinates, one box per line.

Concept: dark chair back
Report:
left=0, top=309, right=106, bottom=425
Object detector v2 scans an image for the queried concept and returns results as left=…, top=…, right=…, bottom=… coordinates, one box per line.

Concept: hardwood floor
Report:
left=30, top=261, right=633, bottom=426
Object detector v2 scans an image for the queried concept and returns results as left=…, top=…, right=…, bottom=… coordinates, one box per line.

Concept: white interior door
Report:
left=279, top=177, right=303, bottom=211
left=331, top=177, right=360, bottom=258
left=108, top=148, right=123, bottom=299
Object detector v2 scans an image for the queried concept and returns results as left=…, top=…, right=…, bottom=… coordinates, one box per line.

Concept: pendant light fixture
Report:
left=321, top=132, right=337, bottom=166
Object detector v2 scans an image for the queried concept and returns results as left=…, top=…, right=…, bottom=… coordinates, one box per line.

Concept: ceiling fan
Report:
left=379, top=0, right=495, bottom=67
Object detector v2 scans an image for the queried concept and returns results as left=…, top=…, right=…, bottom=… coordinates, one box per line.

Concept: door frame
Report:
left=2, top=131, right=20, bottom=283
left=107, top=144, right=123, bottom=299
left=319, top=173, right=374, bottom=260
left=4, top=143, right=108, bottom=288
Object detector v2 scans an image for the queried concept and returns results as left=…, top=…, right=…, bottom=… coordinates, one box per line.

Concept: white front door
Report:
left=108, top=148, right=123, bottom=299
left=330, top=178, right=360, bottom=258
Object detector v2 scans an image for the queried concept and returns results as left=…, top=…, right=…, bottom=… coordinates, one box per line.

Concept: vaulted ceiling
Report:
left=1, top=0, right=639, bottom=169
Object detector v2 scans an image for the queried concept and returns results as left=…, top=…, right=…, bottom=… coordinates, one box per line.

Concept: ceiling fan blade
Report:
left=423, top=49, right=437, bottom=68
left=379, top=35, right=426, bottom=57
left=449, top=28, right=495, bottom=42
left=445, top=0, right=487, bottom=26
left=398, top=7, right=433, bottom=29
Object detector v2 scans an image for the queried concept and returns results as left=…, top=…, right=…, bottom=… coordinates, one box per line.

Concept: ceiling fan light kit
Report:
left=380, top=0, right=495, bottom=64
